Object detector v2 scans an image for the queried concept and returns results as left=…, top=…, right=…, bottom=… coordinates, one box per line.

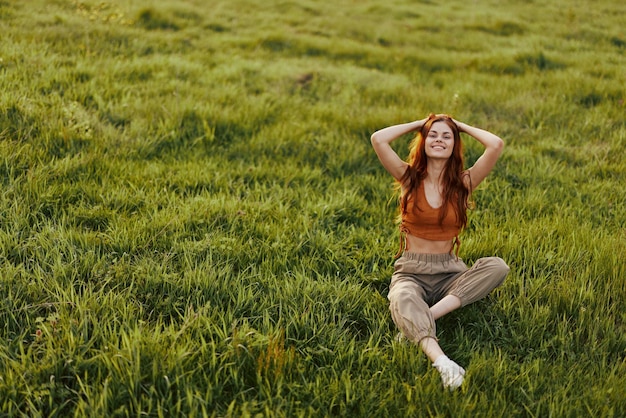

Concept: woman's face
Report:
left=424, top=121, right=454, bottom=160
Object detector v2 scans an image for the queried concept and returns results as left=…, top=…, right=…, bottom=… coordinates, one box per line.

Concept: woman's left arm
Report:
left=454, top=120, right=504, bottom=190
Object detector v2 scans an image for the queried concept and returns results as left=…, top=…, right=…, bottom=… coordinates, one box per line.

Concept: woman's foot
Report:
left=433, top=355, right=465, bottom=389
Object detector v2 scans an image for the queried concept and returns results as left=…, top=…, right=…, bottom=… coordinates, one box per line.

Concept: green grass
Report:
left=0, top=0, right=625, bottom=416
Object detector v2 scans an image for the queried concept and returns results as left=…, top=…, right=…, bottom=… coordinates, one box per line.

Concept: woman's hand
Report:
left=450, top=117, right=465, bottom=133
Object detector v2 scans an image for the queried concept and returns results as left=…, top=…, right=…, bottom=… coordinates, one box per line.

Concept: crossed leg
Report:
left=420, top=295, right=462, bottom=361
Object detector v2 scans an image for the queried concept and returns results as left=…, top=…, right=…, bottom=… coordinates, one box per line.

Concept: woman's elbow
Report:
left=493, top=137, right=505, bottom=153
left=370, top=132, right=381, bottom=147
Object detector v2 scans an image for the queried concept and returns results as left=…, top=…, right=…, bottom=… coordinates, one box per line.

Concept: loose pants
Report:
left=388, top=252, right=510, bottom=343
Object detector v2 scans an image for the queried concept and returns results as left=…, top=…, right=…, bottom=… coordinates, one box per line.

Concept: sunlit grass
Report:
left=0, top=0, right=624, bottom=416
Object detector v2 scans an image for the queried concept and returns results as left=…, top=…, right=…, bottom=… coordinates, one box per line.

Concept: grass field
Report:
left=0, top=0, right=625, bottom=416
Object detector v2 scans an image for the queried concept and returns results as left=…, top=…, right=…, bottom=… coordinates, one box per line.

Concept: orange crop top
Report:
left=398, top=182, right=463, bottom=256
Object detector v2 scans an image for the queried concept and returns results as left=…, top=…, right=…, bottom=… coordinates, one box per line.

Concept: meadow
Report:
left=0, top=0, right=624, bottom=416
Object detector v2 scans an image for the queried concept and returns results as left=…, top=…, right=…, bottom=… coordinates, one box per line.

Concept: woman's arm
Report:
left=371, top=117, right=427, bottom=181
left=454, top=120, right=504, bottom=190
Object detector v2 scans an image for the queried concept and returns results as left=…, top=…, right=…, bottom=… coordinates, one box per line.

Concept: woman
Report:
left=371, top=113, right=510, bottom=389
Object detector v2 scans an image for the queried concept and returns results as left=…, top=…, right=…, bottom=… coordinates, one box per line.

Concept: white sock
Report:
left=432, top=355, right=465, bottom=389
left=433, top=355, right=450, bottom=366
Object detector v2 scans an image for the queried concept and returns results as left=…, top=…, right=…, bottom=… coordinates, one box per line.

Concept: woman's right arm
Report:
left=371, top=118, right=426, bottom=181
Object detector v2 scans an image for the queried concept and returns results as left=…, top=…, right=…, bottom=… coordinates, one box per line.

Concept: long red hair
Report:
left=398, top=114, right=470, bottom=229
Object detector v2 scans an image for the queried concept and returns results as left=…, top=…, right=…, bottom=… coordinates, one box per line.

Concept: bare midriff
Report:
left=405, top=233, right=454, bottom=254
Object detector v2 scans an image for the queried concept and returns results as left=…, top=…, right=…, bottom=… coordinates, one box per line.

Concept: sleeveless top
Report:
left=397, top=181, right=463, bottom=257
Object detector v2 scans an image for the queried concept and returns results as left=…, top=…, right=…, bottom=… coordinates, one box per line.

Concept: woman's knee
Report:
left=389, top=288, right=423, bottom=312
left=494, top=256, right=510, bottom=274
left=480, top=256, right=510, bottom=275
left=388, top=286, right=430, bottom=320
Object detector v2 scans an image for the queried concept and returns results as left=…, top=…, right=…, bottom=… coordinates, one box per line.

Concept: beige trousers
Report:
left=388, top=252, right=510, bottom=343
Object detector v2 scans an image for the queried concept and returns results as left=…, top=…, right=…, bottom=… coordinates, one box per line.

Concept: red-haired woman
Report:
left=371, top=114, right=510, bottom=389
